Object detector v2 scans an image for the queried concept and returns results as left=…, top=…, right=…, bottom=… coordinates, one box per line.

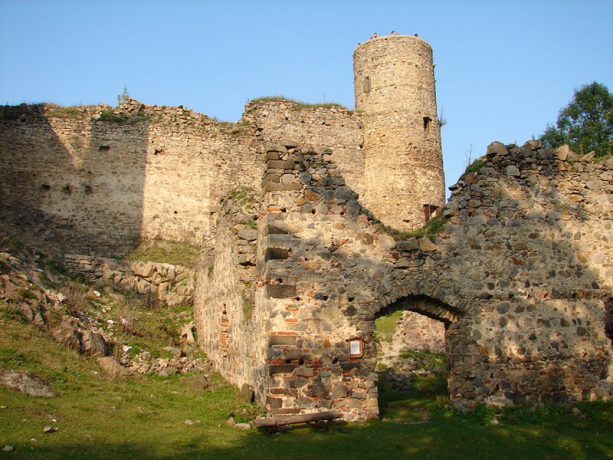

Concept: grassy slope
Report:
left=1, top=251, right=612, bottom=460
left=2, top=309, right=612, bottom=460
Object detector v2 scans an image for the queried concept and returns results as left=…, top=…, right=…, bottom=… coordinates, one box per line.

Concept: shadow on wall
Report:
left=407, top=144, right=613, bottom=406
left=0, top=103, right=149, bottom=256
left=247, top=143, right=611, bottom=417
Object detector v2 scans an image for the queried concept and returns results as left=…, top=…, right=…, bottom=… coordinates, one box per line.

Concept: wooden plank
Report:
left=253, top=410, right=343, bottom=428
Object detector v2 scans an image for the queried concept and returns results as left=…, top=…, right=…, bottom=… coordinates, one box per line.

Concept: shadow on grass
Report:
left=8, top=414, right=613, bottom=460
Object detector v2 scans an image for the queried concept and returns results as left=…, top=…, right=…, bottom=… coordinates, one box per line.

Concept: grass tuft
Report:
left=124, top=240, right=199, bottom=268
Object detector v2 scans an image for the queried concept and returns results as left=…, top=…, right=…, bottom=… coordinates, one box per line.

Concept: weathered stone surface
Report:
left=486, top=141, right=508, bottom=157
left=505, top=165, right=521, bottom=177
left=418, top=237, right=437, bottom=252
left=396, top=239, right=419, bottom=251
left=97, top=357, right=132, bottom=379
left=179, top=375, right=210, bottom=391
left=238, top=228, right=258, bottom=241
left=267, top=284, right=297, bottom=299
left=378, top=234, right=396, bottom=249
left=0, top=369, right=55, bottom=398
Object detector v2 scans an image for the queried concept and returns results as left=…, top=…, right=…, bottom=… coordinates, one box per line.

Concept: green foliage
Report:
left=124, top=240, right=200, bottom=268
left=18, top=288, right=37, bottom=301
left=117, top=86, right=131, bottom=105
left=46, top=259, right=71, bottom=277
left=374, top=310, right=403, bottom=343
left=0, top=235, right=23, bottom=253
left=44, top=105, right=87, bottom=120
left=406, top=214, right=448, bottom=239
left=229, top=188, right=256, bottom=207
left=399, top=349, right=446, bottom=371
left=97, top=109, right=127, bottom=123
left=0, top=305, right=27, bottom=323
left=376, top=213, right=448, bottom=242
left=462, top=156, right=486, bottom=177
left=248, top=95, right=349, bottom=111
left=437, top=107, right=448, bottom=128
left=541, top=81, right=613, bottom=157
left=376, top=223, right=414, bottom=241
left=2, top=295, right=613, bottom=458
left=0, top=346, right=32, bottom=368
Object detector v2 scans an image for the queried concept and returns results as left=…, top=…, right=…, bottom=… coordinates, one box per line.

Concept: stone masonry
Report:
left=1, top=34, right=612, bottom=420
left=194, top=138, right=613, bottom=419
left=355, top=35, right=446, bottom=231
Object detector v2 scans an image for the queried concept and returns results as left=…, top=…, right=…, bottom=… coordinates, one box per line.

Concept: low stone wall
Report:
left=64, top=255, right=194, bottom=306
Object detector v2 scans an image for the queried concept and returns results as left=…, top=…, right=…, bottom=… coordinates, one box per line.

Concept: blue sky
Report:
left=1, top=0, right=612, bottom=192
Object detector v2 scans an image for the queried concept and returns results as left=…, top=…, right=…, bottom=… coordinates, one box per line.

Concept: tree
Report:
left=541, top=81, right=613, bottom=157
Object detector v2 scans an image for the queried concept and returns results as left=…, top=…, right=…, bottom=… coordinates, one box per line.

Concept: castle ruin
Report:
left=1, top=35, right=612, bottom=421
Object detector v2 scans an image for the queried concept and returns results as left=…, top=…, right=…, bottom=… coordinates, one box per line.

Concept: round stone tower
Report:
left=354, top=35, right=445, bottom=230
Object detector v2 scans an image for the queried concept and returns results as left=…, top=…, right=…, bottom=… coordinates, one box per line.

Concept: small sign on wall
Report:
left=346, top=337, right=364, bottom=358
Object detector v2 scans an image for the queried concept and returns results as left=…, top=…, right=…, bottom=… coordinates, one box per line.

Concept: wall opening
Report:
left=363, top=76, right=371, bottom=93
left=423, top=204, right=440, bottom=224
left=605, top=297, right=613, bottom=344
left=373, top=295, right=457, bottom=416
left=423, top=116, right=432, bottom=134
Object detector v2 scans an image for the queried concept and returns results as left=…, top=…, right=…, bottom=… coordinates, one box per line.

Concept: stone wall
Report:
left=435, top=142, right=613, bottom=406
left=0, top=99, right=365, bottom=259
left=0, top=100, right=262, bottom=256
left=195, top=140, right=613, bottom=419
left=394, top=311, right=446, bottom=354
left=64, top=255, right=194, bottom=306
left=195, top=142, right=394, bottom=420
left=193, top=188, right=265, bottom=399
left=243, top=100, right=365, bottom=198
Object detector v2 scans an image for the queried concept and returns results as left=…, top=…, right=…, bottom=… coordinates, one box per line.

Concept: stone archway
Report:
left=371, top=295, right=461, bottom=399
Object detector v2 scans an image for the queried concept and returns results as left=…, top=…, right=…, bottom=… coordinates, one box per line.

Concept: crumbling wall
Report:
left=193, top=188, right=269, bottom=400
left=0, top=101, right=262, bottom=256
left=64, top=255, right=194, bottom=306
left=395, top=142, right=613, bottom=407
left=243, top=100, right=365, bottom=198
left=393, top=311, right=446, bottom=354
left=443, top=143, right=613, bottom=406
left=196, top=139, right=613, bottom=419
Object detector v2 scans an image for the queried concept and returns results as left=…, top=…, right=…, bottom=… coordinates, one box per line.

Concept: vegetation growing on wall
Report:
left=247, top=96, right=350, bottom=112
left=124, top=240, right=200, bottom=268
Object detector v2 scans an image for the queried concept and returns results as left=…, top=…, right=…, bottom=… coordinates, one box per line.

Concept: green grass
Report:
left=406, top=214, right=448, bottom=239
left=1, top=300, right=613, bottom=459
left=247, top=96, right=349, bottom=111
left=96, top=110, right=127, bottom=123
left=376, top=213, right=448, bottom=242
left=462, top=156, right=486, bottom=177
left=123, top=240, right=200, bottom=268
left=374, top=310, right=402, bottom=343
left=44, top=106, right=87, bottom=120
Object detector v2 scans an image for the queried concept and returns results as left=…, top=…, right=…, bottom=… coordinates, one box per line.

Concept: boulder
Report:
left=0, top=369, right=55, bottom=397
left=97, top=357, right=132, bottom=378
left=81, top=330, right=108, bottom=357
left=179, top=375, right=210, bottom=391
left=486, top=141, right=508, bottom=157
